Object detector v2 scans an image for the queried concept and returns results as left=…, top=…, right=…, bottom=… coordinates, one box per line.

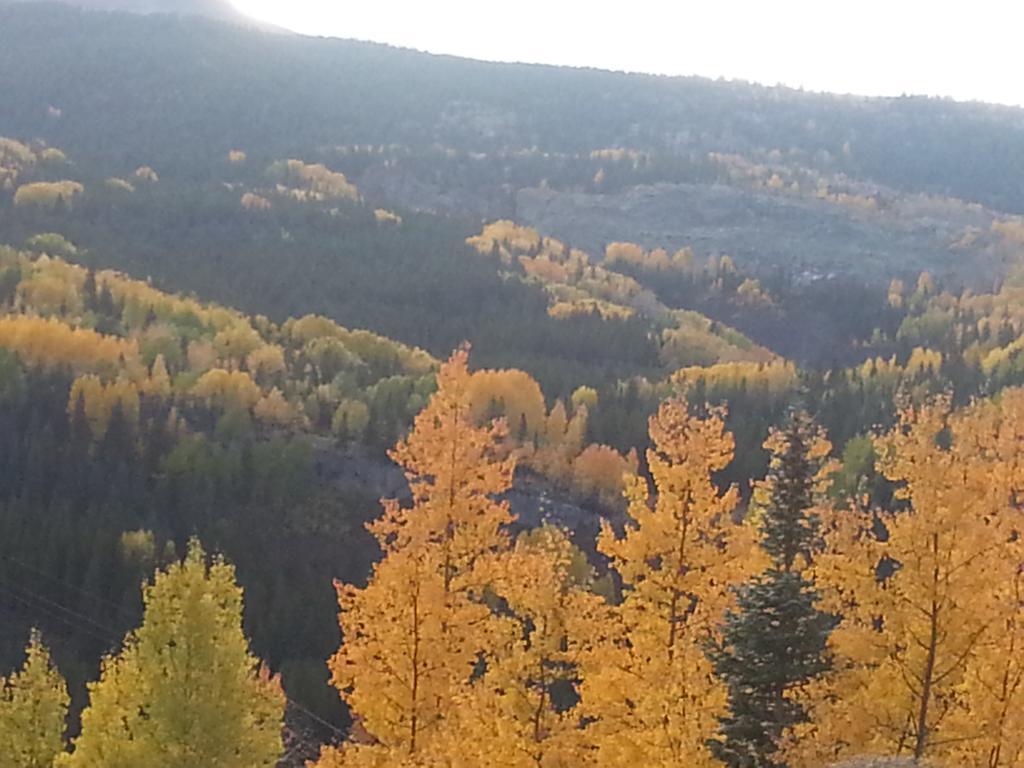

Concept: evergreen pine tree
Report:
left=708, top=410, right=837, bottom=768
left=82, top=269, right=97, bottom=312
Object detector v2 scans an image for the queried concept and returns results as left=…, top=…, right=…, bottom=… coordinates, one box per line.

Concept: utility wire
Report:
left=0, top=576, right=125, bottom=642
left=0, top=553, right=142, bottom=621
left=0, top=568, right=347, bottom=741
left=0, top=581, right=120, bottom=646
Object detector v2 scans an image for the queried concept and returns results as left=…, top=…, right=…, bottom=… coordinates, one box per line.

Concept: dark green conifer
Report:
left=709, top=410, right=836, bottom=768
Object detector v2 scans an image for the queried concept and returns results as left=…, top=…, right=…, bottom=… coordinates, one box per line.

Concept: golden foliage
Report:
left=991, top=217, right=1024, bottom=247
left=0, top=137, right=36, bottom=189
left=64, top=542, right=284, bottom=767
left=791, top=391, right=1024, bottom=766
left=468, top=221, right=766, bottom=367
left=16, top=255, right=86, bottom=315
left=13, top=181, right=84, bottom=209
left=241, top=192, right=272, bottom=211
left=0, top=630, right=69, bottom=768
left=192, top=369, right=262, bottom=412
left=467, top=368, right=547, bottom=441
left=283, top=314, right=435, bottom=376
left=331, top=399, right=370, bottom=440
left=68, top=375, right=141, bottom=439
left=373, top=208, right=402, bottom=225
left=254, top=387, right=304, bottom=429
left=0, top=137, right=35, bottom=167
left=0, top=315, right=136, bottom=371
left=547, top=297, right=634, bottom=320
left=570, top=443, right=636, bottom=507
left=438, top=527, right=604, bottom=767
left=570, top=385, right=598, bottom=411
left=673, top=359, right=799, bottom=399
left=268, top=159, right=359, bottom=201
left=604, top=241, right=646, bottom=266
left=246, top=344, right=287, bottom=380
left=579, top=399, right=759, bottom=766
left=39, top=147, right=67, bottom=165
left=467, top=220, right=541, bottom=259
left=104, top=177, right=135, bottom=193
left=590, top=147, right=646, bottom=165
left=319, top=350, right=515, bottom=763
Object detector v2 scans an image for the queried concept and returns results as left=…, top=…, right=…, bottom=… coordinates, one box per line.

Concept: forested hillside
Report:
left=9, top=0, right=254, bottom=23
left=2, top=3, right=1024, bottom=766
left=3, top=2, right=1024, bottom=213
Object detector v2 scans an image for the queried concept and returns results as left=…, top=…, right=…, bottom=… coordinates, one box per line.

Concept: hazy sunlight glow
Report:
left=229, top=0, right=1023, bottom=107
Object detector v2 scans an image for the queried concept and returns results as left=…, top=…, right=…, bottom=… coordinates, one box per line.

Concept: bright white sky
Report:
left=230, top=1, right=1024, bottom=107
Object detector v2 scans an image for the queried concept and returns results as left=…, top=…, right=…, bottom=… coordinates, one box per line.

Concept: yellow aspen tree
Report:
left=315, top=348, right=516, bottom=766
left=948, top=389, right=1024, bottom=768
left=142, top=353, right=171, bottom=398
left=318, top=546, right=470, bottom=768
left=954, top=567, right=1024, bottom=768
left=791, top=394, right=1021, bottom=766
left=0, top=630, right=69, bottom=768
left=383, top=347, right=516, bottom=588
left=570, top=444, right=635, bottom=507
left=437, top=527, right=603, bottom=768
left=579, top=398, right=760, bottom=767
left=63, top=540, right=284, bottom=768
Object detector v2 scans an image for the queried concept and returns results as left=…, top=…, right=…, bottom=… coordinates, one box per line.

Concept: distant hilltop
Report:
left=7, top=0, right=281, bottom=29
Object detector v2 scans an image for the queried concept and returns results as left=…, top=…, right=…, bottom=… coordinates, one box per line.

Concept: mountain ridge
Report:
left=2, top=1, right=1022, bottom=216
left=6, top=0, right=281, bottom=29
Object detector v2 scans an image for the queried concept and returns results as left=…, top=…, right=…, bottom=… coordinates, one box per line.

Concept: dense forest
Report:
left=2, top=2, right=1024, bottom=766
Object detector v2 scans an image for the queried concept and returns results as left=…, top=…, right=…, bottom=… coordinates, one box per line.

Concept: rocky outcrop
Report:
left=515, top=183, right=1001, bottom=286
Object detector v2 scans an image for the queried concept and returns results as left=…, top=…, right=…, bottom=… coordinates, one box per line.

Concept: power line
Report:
left=286, top=697, right=346, bottom=740
left=0, top=581, right=121, bottom=646
left=0, top=576, right=126, bottom=641
left=0, top=553, right=141, bottom=622
left=0, top=569, right=347, bottom=742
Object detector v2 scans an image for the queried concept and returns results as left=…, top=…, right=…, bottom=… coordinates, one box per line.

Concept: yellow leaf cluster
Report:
left=104, top=177, right=135, bottom=193
left=578, top=398, right=761, bottom=765
left=16, top=255, right=86, bottom=315
left=570, top=443, right=637, bottom=507
left=791, top=390, right=1024, bottom=767
left=468, top=221, right=765, bottom=366
left=0, top=631, right=69, bottom=768
left=321, top=350, right=516, bottom=762
left=13, top=181, right=84, bottom=209
left=0, top=315, right=136, bottom=372
left=64, top=542, right=284, bottom=767
left=673, top=359, right=798, bottom=398
left=191, top=369, right=262, bottom=412
left=0, top=137, right=37, bottom=189
left=254, top=387, right=305, bottom=429
left=68, top=375, right=141, bottom=439
left=241, top=192, right=272, bottom=211
left=373, top=208, right=402, bottom=225
left=269, top=159, right=359, bottom=201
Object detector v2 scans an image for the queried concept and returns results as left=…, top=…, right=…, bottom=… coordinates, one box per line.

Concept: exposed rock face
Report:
left=311, top=440, right=612, bottom=545
left=515, top=183, right=1001, bottom=285
left=357, top=163, right=515, bottom=221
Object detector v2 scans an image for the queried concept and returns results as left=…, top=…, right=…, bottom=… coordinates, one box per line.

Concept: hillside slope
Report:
left=1, top=2, right=1023, bottom=213
left=9, top=0, right=262, bottom=25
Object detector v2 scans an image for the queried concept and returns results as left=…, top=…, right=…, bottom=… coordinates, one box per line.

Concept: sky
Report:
left=229, top=1, right=1024, bottom=108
